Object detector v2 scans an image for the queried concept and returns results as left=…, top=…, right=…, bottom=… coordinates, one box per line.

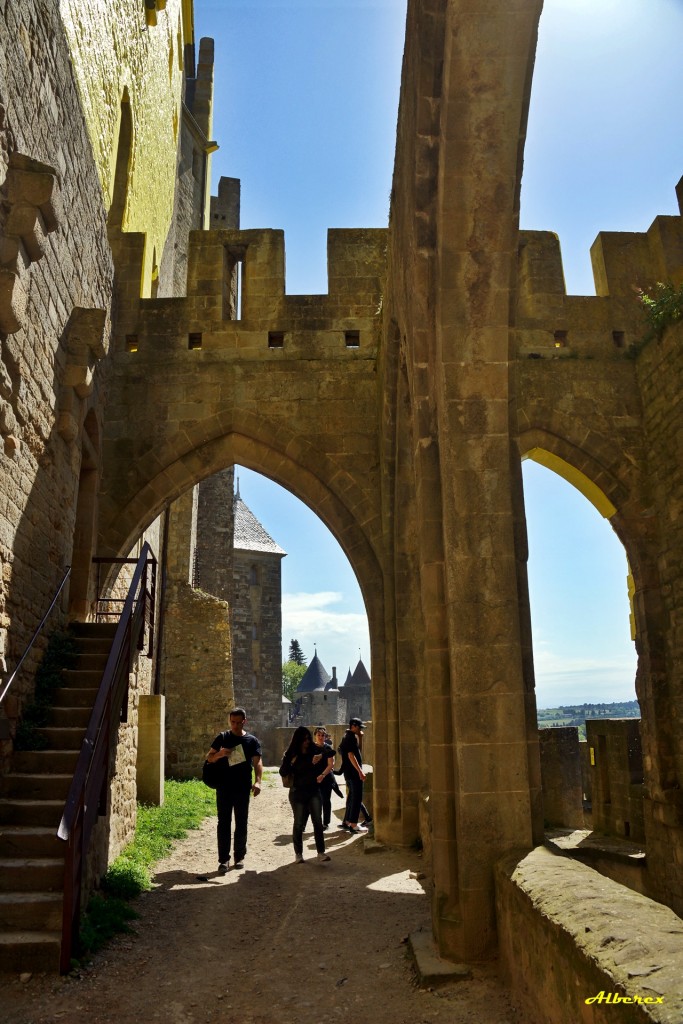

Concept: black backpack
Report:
left=202, top=758, right=226, bottom=789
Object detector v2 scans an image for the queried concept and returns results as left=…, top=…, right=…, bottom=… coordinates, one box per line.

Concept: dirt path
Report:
left=2, top=775, right=523, bottom=1024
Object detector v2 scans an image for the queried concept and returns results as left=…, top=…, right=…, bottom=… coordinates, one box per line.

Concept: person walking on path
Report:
left=205, top=707, right=262, bottom=873
left=312, top=727, right=338, bottom=829
left=339, top=717, right=367, bottom=834
left=280, top=726, right=330, bottom=863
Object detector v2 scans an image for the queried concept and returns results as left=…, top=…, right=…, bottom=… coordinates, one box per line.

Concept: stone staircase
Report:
left=0, top=622, right=116, bottom=972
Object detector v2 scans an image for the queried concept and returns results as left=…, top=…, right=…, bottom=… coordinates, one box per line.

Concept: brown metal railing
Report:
left=92, top=554, right=157, bottom=657
left=57, top=543, right=155, bottom=972
left=0, top=565, right=71, bottom=706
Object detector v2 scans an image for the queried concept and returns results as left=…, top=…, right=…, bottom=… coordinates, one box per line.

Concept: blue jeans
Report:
left=344, top=771, right=364, bottom=825
left=290, top=789, right=325, bottom=855
left=216, top=786, right=250, bottom=864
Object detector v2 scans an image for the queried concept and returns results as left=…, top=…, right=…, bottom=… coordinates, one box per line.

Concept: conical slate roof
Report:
left=351, top=659, right=371, bottom=687
left=296, top=652, right=331, bottom=693
left=233, top=495, right=286, bottom=556
left=341, top=668, right=353, bottom=688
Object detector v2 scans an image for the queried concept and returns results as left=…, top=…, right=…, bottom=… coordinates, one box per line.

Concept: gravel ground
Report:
left=2, top=774, right=527, bottom=1024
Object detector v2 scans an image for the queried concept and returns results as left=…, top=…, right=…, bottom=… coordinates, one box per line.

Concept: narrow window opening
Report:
left=624, top=820, right=631, bottom=838
left=125, top=334, right=138, bottom=353
left=236, top=259, right=243, bottom=320
left=188, top=332, right=203, bottom=350
left=553, top=330, right=568, bottom=348
left=345, top=330, right=360, bottom=349
left=612, top=330, right=625, bottom=349
left=268, top=331, right=285, bottom=349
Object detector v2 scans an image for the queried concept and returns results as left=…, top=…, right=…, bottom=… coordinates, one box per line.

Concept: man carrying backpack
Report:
left=205, top=707, right=262, bottom=873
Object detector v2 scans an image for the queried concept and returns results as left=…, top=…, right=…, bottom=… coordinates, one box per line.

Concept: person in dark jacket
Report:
left=338, top=717, right=367, bottom=833
left=280, top=726, right=330, bottom=863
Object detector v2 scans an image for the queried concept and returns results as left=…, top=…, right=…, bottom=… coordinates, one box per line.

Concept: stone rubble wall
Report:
left=0, top=0, right=115, bottom=765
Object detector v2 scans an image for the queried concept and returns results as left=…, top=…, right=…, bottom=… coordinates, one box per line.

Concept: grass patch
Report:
left=76, top=778, right=216, bottom=961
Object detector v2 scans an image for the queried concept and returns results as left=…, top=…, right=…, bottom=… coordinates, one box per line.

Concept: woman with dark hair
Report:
left=279, top=726, right=330, bottom=863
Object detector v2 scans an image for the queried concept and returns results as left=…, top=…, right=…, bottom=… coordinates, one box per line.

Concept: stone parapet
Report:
left=496, top=846, right=683, bottom=1023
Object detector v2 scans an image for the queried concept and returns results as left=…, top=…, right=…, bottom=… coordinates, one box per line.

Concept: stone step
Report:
left=52, top=687, right=98, bottom=709
left=0, top=825, right=63, bottom=858
left=70, top=621, right=118, bottom=640
left=70, top=652, right=108, bottom=672
left=12, top=750, right=79, bottom=774
left=0, top=773, right=73, bottom=801
left=0, top=799, right=65, bottom=828
left=0, top=857, right=65, bottom=892
left=0, top=930, right=62, bottom=973
left=72, top=636, right=113, bottom=657
left=34, top=726, right=85, bottom=749
left=0, top=892, right=63, bottom=930
left=48, top=706, right=91, bottom=728
left=60, top=669, right=103, bottom=689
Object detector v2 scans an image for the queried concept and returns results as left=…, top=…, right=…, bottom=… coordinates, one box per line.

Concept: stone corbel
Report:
left=0, top=152, right=60, bottom=334
left=57, top=307, right=107, bottom=442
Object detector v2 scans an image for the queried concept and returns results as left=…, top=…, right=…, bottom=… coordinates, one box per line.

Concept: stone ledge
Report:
left=495, top=845, right=683, bottom=1023
left=408, top=928, right=473, bottom=988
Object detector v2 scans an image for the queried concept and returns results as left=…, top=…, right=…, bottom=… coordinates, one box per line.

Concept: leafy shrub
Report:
left=638, top=281, right=683, bottom=341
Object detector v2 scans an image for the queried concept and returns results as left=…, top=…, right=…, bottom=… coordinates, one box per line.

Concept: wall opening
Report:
left=522, top=456, right=637, bottom=738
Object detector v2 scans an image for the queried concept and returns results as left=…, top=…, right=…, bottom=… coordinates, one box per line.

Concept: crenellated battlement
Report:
left=115, top=226, right=387, bottom=356
left=515, top=175, right=683, bottom=359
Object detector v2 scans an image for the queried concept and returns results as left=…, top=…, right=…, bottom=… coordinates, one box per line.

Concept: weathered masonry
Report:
left=2, top=0, right=683, bottom=991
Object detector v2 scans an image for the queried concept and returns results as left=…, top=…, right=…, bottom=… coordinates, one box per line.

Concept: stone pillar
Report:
left=137, top=694, right=165, bottom=805
left=539, top=728, right=584, bottom=829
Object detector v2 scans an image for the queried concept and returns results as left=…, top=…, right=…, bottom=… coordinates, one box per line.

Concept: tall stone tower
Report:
left=231, top=481, right=286, bottom=759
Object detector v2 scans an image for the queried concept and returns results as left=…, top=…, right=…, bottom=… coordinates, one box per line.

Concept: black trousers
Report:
left=344, top=771, right=364, bottom=825
left=215, top=785, right=251, bottom=864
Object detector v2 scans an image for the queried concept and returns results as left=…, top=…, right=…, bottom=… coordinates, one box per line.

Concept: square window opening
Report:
left=345, top=330, right=360, bottom=349
left=268, top=331, right=285, bottom=349
left=188, top=332, right=203, bottom=350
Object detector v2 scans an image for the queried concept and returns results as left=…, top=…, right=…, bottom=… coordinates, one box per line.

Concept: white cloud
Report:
left=282, top=591, right=370, bottom=674
left=533, top=643, right=637, bottom=707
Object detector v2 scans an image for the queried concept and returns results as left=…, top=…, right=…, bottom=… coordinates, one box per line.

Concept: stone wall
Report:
left=586, top=719, right=645, bottom=844
left=158, top=487, right=234, bottom=777
left=59, top=0, right=189, bottom=297
left=539, top=728, right=585, bottom=830
left=0, top=0, right=114, bottom=759
left=634, top=317, right=683, bottom=911
left=496, top=847, right=682, bottom=1024
left=232, top=548, right=283, bottom=762
left=194, top=467, right=234, bottom=600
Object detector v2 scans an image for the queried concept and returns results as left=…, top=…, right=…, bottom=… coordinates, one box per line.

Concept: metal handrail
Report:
left=57, top=543, right=155, bottom=972
left=0, top=565, right=71, bottom=705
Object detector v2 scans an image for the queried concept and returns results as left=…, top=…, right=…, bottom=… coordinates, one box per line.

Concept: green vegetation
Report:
left=76, top=778, right=216, bottom=961
left=282, top=659, right=306, bottom=701
left=537, top=700, right=640, bottom=742
left=14, top=629, right=78, bottom=750
left=638, top=281, right=683, bottom=342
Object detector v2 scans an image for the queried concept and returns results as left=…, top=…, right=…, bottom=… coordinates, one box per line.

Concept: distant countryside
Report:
left=537, top=701, right=640, bottom=742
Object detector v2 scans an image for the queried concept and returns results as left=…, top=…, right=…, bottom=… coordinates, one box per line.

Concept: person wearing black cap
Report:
left=339, top=717, right=366, bottom=833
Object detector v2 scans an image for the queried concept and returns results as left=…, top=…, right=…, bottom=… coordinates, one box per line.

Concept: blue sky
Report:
left=195, top=0, right=683, bottom=707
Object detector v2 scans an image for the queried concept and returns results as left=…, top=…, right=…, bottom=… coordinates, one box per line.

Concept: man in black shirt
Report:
left=205, top=708, right=263, bottom=872
left=338, top=717, right=367, bottom=834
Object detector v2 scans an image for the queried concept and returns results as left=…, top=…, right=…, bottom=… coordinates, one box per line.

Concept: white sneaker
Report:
left=295, top=854, right=304, bottom=863
left=317, top=852, right=331, bottom=862
left=348, top=824, right=367, bottom=834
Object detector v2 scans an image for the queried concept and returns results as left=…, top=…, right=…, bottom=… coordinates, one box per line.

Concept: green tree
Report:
left=282, top=660, right=306, bottom=702
left=288, top=639, right=307, bottom=665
